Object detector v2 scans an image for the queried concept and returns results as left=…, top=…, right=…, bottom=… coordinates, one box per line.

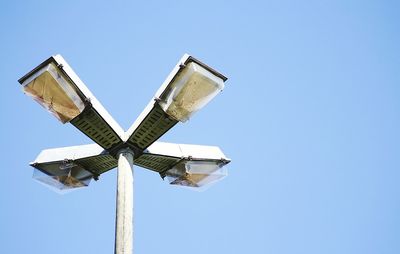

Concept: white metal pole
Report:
left=115, top=148, right=134, bottom=254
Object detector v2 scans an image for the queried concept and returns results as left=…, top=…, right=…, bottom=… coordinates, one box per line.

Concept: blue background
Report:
left=1, top=1, right=399, bottom=253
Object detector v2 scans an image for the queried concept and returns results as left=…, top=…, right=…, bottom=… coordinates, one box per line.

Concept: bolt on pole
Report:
left=115, top=148, right=134, bottom=254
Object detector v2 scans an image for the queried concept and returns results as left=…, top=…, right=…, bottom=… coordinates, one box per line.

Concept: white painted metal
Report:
left=144, top=141, right=230, bottom=161
left=52, top=55, right=125, bottom=139
left=31, top=141, right=230, bottom=176
left=154, top=54, right=192, bottom=99
left=115, top=149, right=134, bottom=254
left=123, top=100, right=156, bottom=142
left=32, top=143, right=106, bottom=164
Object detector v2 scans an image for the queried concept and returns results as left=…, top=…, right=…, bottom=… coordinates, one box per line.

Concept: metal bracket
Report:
left=116, top=147, right=135, bottom=158
left=60, top=159, right=76, bottom=170
left=160, top=172, right=166, bottom=180
left=84, top=97, right=92, bottom=107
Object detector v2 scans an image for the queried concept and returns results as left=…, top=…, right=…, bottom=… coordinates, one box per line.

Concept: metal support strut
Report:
left=115, top=148, right=134, bottom=254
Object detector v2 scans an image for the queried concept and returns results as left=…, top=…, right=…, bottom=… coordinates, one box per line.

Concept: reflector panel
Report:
left=159, top=61, right=224, bottom=122
left=22, top=63, right=85, bottom=123
left=164, top=160, right=227, bottom=189
left=32, top=161, right=93, bottom=193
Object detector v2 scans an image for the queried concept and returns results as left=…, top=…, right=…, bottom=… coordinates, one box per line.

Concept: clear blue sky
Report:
left=1, top=1, right=399, bottom=253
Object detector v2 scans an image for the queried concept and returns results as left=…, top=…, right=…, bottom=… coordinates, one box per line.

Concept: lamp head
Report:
left=157, top=55, right=227, bottom=122
left=18, top=55, right=125, bottom=150
left=164, top=160, right=228, bottom=190
left=19, top=56, right=86, bottom=123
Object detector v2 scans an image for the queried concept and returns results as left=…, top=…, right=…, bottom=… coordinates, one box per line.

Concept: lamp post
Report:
left=115, top=148, right=134, bottom=254
left=19, top=54, right=230, bottom=254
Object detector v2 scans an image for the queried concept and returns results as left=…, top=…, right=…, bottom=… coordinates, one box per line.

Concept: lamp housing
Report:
left=164, top=160, right=227, bottom=189
left=20, top=59, right=85, bottom=123
left=125, top=54, right=227, bottom=151
left=33, top=162, right=93, bottom=193
left=158, top=61, right=225, bottom=122
left=30, top=144, right=118, bottom=193
left=132, top=141, right=230, bottom=190
left=156, top=54, right=227, bottom=122
left=19, top=55, right=125, bottom=150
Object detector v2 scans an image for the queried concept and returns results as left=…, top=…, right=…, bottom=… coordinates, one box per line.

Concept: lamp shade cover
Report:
left=159, top=62, right=224, bottom=122
left=165, top=160, right=227, bottom=189
left=32, top=161, right=93, bottom=193
left=21, top=63, right=85, bottom=123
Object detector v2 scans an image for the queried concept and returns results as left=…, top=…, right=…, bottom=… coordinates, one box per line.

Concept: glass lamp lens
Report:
left=32, top=162, right=93, bottom=193
left=165, top=160, right=227, bottom=189
left=160, top=62, right=224, bottom=122
left=22, top=63, right=85, bottom=123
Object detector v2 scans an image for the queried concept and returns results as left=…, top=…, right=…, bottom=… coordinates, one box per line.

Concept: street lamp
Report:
left=19, top=54, right=230, bottom=254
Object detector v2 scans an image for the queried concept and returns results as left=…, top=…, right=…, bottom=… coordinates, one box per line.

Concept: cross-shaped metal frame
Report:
left=18, top=54, right=230, bottom=191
